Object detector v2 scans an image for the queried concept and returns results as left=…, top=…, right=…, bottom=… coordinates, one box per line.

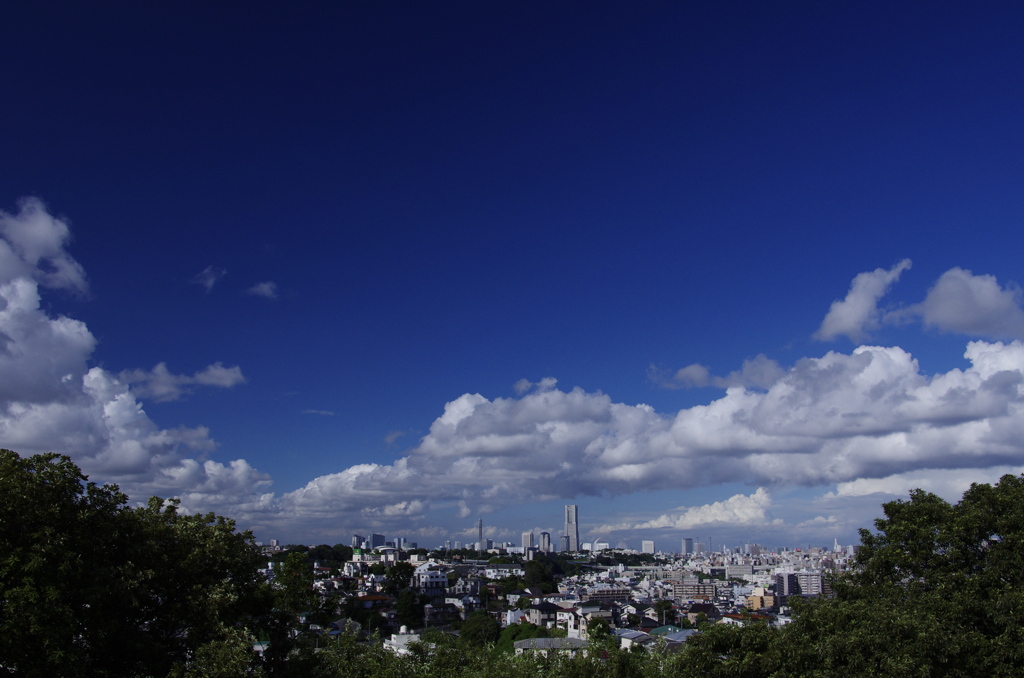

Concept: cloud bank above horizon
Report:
left=4, top=199, right=1024, bottom=544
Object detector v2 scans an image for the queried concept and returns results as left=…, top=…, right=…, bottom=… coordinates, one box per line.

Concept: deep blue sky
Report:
left=3, top=1, right=1024, bottom=550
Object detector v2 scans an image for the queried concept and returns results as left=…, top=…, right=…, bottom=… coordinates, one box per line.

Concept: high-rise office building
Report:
left=539, top=531, right=551, bottom=553
left=560, top=535, right=570, bottom=552
left=641, top=540, right=655, bottom=554
left=564, top=504, right=580, bottom=552
left=522, top=531, right=534, bottom=549
left=683, top=538, right=693, bottom=555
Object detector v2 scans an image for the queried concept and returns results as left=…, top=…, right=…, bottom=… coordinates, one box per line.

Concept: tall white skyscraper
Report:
left=641, top=540, right=655, bottom=554
left=522, top=531, right=534, bottom=549
left=564, top=504, right=579, bottom=552
left=539, top=531, right=551, bottom=553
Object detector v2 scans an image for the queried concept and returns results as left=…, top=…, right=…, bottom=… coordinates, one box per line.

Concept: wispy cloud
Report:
left=302, top=409, right=334, bottom=416
left=814, top=259, right=911, bottom=342
left=246, top=281, right=279, bottom=300
left=650, top=354, right=784, bottom=390
left=513, top=377, right=558, bottom=395
left=118, top=362, right=246, bottom=402
left=192, top=265, right=226, bottom=292
left=384, top=430, right=407, bottom=445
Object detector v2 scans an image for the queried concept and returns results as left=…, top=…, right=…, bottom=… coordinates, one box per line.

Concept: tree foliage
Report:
left=692, top=475, right=1024, bottom=677
left=460, top=609, right=501, bottom=646
left=0, top=450, right=268, bottom=677
left=385, top=561, right=416, bottom=594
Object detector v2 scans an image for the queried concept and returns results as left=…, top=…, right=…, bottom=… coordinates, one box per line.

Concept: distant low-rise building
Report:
left=527, top=601, right=560, bottom=627
left=514, top=637, right=588, bottom=657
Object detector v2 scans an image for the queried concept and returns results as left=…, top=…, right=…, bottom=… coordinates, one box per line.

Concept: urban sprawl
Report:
left=260, top=504, right=852, bottom=655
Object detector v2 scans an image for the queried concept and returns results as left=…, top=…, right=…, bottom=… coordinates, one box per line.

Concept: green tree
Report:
left=523, top=559, right=553, bottom=590
left=460, top=609, right=501, bottom=647
left=653, top=600, right=677, bottom=626
left=395, top=588, right=426, bottom=628
left=493, top=621, right=550, bottom=655
left=0, top=450, right=269, bottom=678
left=744, top=476, right=1024, bottom=677
left=180, top=628, right=263, bottom=678
left=586, top=616, right=611, bottom=642
left=385, top=561, right=415, bottom=594
left=276, top=551, right=316, bottom=616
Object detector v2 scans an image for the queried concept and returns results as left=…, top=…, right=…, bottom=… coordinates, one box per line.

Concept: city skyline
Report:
left=3, top=4, right=1024, bottom=548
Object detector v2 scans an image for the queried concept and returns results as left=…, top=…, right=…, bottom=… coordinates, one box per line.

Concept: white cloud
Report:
left=246, top=281, right=278, bottom=300
left=797, top=515, right=838, bottom=527
left=303, top=409, right=335, bottom=416
left=827, top=464, right=1024, bottom=502
left=0, top=197, right=88, bottom=293
left=280, top=338, right=1024, bottom=523
left=9, top=199, right=1024, bottom=543
left=911, top=268, right=1024, bottom=339
left=814, top=259, right=911, bottom=341
left=0, top=200, right=267, bottom=514
left=818, top=264, right=1024, bottom=342
left=192, top=265, right=226, bottom=292
left=118, top=362, right=246, bottom=402
left=597, top=489, right=777, bottom=531
left=0, top=278, right=95, bottom=404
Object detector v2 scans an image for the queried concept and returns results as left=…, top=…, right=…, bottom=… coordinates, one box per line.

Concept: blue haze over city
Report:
left=3, top=2, right=1024, bottom=551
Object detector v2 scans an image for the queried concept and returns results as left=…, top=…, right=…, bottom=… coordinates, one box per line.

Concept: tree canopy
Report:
left=687, top=474, right=1024, bottom=677
left=0, top=450, right=268, bottom=677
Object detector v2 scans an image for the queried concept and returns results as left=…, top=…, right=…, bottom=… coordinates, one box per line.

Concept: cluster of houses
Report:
left=266, top=543, right=853, bottom=655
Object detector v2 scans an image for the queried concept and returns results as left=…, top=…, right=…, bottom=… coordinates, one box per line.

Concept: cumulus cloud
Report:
left=0, top=197, right=88, bottom=293
left=910, top=268, right=1024, bottom=339
left=651, top=354, right=784, bottom=390
left=818, top=263, right=1024, bottom=343
left=118, top=362, right=246, bottom=402
left=0, top=200, right=267, bottom=513
left=814, top=259, right=911, bottom=342
left=10, top=200, right=1024, bottom=543
left=598, top=489, right=778, bottom=531
left=827, top=464, right=1024, bottom=502
left=192, top=265, right=226, bottom=292
left=246, top=281, right=278, bottom=300
left=280, top=338, right=1024, bottom=523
